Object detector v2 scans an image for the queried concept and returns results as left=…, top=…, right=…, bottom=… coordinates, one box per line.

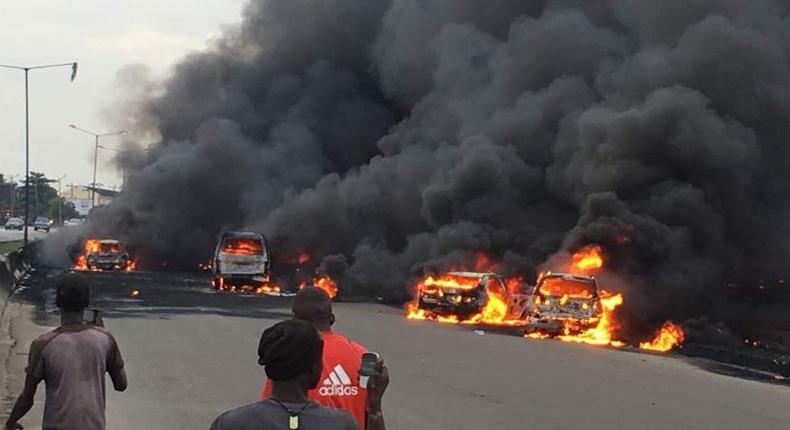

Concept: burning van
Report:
left=84, top=239, right=130, bottom=271
left=526, top=272, right=603, bottom=335
left=211, top=231, right=271, bottom=290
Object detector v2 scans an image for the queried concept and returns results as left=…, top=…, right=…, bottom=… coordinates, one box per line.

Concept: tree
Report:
left=15, top=172, right=59, bottom=219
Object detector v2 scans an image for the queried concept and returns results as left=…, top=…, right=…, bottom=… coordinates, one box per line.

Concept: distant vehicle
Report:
left=33, top=216, right=50, bottom=232
left=4, top=217, right=24, bottom=230
left=211, top=231, right=270, bottom=291
left=85, top=239, right=130, bottom=271
left=525, top=272, right=603, bottom=335
left=417, top=271, right=531, bottom=320
left=64, top=218, right=84, bottom=227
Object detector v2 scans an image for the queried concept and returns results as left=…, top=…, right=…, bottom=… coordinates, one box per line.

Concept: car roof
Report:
left=98, top=239, right=121, bottom=244
left=222, top=231, right=263, bottom=239
left=447, top=271, right=500, bottom=278
left=539, top=272, right=596, bottom=282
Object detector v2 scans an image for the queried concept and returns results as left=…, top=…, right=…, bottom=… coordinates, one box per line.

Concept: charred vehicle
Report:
left=526, top=272, right=603, bottom=335
left=417, top=272, right=530, bottom=320
left=211, top=231, right=271, bottom=291
left=85, top=239, right=130, bottom=271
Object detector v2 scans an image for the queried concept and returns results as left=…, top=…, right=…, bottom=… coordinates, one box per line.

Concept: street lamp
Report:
left=0, top=62, right=78, bottom=245
left=68, top=125, right=126, bottom=209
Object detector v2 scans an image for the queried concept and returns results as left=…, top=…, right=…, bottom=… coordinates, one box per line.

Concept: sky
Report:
left=0, top=0, right=245, bottom=190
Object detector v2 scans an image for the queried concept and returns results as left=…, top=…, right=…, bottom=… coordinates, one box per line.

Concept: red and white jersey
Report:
left=262, top=331, right=368, bottom=428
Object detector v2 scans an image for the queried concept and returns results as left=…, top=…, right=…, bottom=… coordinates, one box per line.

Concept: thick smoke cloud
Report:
left=94, top=0, right=790, bottom=344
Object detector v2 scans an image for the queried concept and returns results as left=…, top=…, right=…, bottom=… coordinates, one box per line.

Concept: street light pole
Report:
left=93, top=134, right=99, bottom=206
left=0, top=62, right=78, bottom=245
left=68, top=125, right=126, bottom=210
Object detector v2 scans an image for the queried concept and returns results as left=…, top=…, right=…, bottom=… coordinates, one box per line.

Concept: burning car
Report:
left=211, top=231, right=271, bottom=291
left=526, top=272, right=603, bottom=335
left=416, top=271, right=527, bottom=320
left=83, top=239, right=131, bottom=271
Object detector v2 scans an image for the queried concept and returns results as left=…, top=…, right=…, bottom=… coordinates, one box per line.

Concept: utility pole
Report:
left=68, top=125, right=126, bottom=210
left=0, top=62, right=78, bottom=245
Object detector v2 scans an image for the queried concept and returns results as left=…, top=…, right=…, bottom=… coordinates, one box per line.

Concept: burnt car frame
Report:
left=211, top=231, right=271, bottom=291
left=417, top=271, right=510, bottom=320
left=85, top=239, right=130, bottom=271
left=525, top=272, right=603, bottom=335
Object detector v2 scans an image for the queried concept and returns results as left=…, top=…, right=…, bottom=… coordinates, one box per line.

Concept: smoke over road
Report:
left=92, top=0, right=790, bottom=344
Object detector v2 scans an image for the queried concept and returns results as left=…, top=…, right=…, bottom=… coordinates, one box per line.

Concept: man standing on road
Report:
left=4, top=274, right=127, bottom=430
left=261, top=286, right=389, bottom=430
left=211, top=319, right=359, bottom=429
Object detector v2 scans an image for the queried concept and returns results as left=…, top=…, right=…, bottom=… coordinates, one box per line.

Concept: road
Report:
left=3, top=270, right=790, bottom=430
left=0, top=228, right=53, bottom=243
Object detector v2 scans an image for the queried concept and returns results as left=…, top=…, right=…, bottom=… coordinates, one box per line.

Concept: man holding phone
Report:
left=262, top=286, right=389, bottom=430
left=4, top=274, right=127, bottom=430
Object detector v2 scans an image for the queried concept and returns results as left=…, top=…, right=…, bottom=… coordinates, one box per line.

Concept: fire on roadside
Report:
left=639, top=321, right=685, bottom=352
left=405, top=268, right=524, bottom=326
left=405, top=246, right=686, bottom=353
left=298, top=275, right=339, bottom=299
left=213, top=276, right=281, bottom=295
left=73, top=239, right=137, bottom=272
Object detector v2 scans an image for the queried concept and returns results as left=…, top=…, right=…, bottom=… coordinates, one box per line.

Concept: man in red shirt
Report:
left=262, top=286, right=388, bottom=429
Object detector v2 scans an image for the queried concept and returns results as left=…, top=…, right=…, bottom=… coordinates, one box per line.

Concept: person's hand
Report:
left=5, top=421, right=24, bottom=429
left=366, top=356, right=389, bottom=413
left=91, top=310, right=105, bottom=328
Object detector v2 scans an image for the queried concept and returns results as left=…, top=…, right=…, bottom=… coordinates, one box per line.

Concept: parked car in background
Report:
left=4, top=217, right=24, bottom=230
left=33, top=216, right=51, bottom=232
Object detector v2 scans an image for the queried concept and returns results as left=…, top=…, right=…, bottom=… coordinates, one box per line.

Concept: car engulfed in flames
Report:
left=73, top=238, right=135, bottom=272
left=525, top=272, right=603, bottom=336
left=406, top=245, right=686, bottom=353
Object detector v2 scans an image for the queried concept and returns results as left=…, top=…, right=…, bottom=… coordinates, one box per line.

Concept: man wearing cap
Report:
left=5, top=274, right=127, bottom=430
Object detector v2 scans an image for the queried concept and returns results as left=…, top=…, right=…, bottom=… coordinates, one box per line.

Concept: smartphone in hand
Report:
left=359, top=352, right=379, bottom=388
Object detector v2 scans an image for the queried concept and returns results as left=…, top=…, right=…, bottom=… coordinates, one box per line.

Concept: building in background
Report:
left=61, top=184, right=119, bottom=216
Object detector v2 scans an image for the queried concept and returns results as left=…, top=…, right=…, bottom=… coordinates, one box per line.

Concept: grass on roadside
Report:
left=0, top=240, right=24, bottom=255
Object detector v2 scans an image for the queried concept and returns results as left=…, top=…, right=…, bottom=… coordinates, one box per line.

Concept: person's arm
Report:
left=365, top=357, right=389, bottom=430
left=106, top=332, right=127, bottom=391
left=5, top=374, right=41, bottom=429
left=5, top=338, right=47, bottom=430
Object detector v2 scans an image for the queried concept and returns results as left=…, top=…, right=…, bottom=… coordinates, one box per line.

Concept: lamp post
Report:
left=0, top=62, right=78, bottom=245
left=68, top=125, right=126, bottom=210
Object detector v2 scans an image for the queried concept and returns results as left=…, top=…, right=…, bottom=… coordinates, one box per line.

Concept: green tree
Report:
left=15, top=172, right=59, bottom=219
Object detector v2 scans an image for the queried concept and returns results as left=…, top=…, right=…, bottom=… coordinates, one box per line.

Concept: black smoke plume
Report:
left=91, top=0, right=790, bottom=345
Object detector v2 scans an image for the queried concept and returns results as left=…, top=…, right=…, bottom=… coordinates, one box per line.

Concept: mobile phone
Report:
left=359, top=352, right=380, bottom=387
left=83, top=309, right=101, bottom=324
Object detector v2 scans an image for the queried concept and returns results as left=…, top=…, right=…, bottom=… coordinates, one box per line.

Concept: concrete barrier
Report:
left=0, top=243, right=37, bottom=319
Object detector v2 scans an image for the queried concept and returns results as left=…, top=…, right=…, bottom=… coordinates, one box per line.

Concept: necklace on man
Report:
left=270, top=398, right=310, bottom=430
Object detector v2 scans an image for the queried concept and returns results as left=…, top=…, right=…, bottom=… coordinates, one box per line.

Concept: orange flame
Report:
left=297, top=275, right=339, bottom=299
left=566, top=245, right=603, bottom=273
left=124, top=259, right=137, bottom=272
left=639, top=321, right=685, bottom=352
left=555, top=291, right=625, bottom=347
left=405, top=272, right=523, bottom=326
left=214, top=276, right=281, bottom=295
left=73, top=239, right=102, bottom=271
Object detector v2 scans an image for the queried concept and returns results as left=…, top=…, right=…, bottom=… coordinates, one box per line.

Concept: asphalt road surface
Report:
left=5, top=270, right=790, bottom=430
left=0, top=227, right=54, bottom=243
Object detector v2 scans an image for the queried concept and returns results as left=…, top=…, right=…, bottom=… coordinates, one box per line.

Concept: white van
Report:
left=211, top=231, right=271, bottom=290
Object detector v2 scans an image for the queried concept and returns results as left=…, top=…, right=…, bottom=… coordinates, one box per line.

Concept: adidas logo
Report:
left=318, top=365, right=359, bottom=396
